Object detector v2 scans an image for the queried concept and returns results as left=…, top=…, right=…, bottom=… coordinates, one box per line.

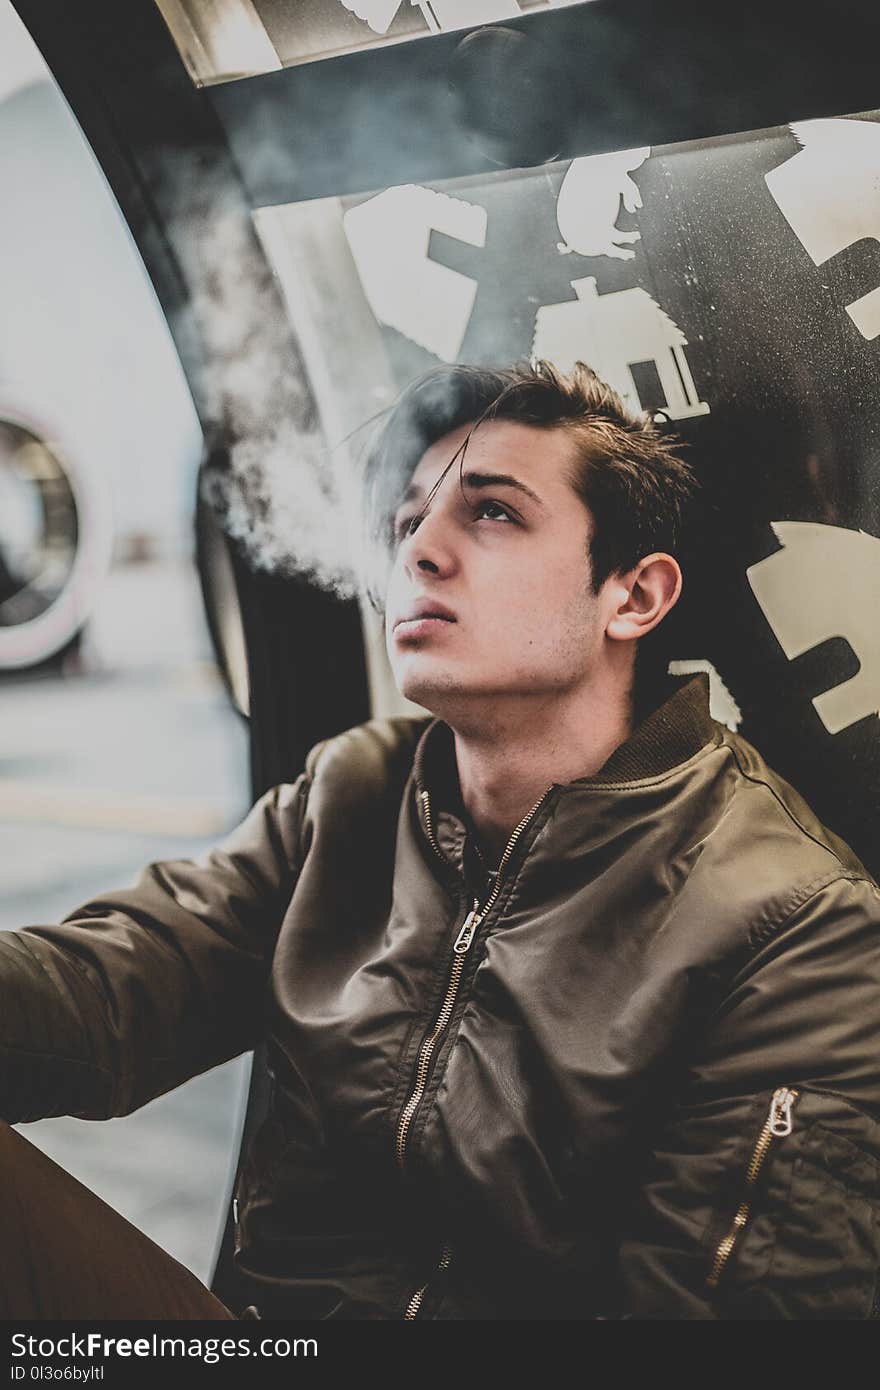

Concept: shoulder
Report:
left=302, top=715, right=432, bottom=818
left=714, top=723, right=873, bottom=884
left=667, top=721, right=878, bottom=957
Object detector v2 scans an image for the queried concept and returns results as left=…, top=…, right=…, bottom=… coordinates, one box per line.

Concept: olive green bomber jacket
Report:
left=1, top=672, right=879, bottom=1319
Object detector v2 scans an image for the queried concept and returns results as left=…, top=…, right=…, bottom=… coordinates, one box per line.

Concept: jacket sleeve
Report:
left=615, top=872, right=880, bottom=1319
left=0, top=774, right=312, bottom=1124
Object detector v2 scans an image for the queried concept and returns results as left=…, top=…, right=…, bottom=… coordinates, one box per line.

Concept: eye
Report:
left=393, top=513, right=420, bottom=543
left=473, top=499, right=516, bottom=525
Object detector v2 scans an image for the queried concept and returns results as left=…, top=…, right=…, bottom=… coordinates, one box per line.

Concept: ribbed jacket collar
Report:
left=412, top=672, right=718, bottom=811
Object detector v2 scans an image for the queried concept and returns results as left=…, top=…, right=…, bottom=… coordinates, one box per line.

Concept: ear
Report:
left=604, top=553, right=682, bottom=643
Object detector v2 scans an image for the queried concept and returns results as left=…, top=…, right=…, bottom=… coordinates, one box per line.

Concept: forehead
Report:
left=405, top=418, right=585, bottom=502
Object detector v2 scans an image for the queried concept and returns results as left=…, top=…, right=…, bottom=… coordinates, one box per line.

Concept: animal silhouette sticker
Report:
left=746, top=521, right=880, bottom=734
left=343, top=184, right=487, bottom=361
left=766, top=118, right=880, bottom=341
left=339, top=0, right=402, bottom=32
left=533, top=276, right=709, bottom=419
left=556, top=149, right=651, bottom=261
left=338, top=0, right=525, bottom=36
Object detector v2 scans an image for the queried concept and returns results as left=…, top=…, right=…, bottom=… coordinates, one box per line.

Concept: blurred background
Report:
left=0, top=1, right=250, bottom=1281
left=2, top=0, right=878, bottom=1297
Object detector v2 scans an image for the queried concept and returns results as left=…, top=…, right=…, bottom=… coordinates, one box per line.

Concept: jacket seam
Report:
left=0, top=1029, right=224, bottom=1078
left=305, top=740, right=331, bottom=777
left=747, top=871, right=877, bottom=955
left=761, top=1124, right=880, bottom=1303
left=14, top=934, right=120, bottom=1054
left=787, top=1083, right=880, bottom=1127
left=0, top=1041, right=119, bottom=1075
left=760, top=1116, right=802, bottom=1291
left=723, top=739, right=860, bottom=873
left=269, top=774, right=313, bottom=879
left=802, top=1121, right=880, bottom=1180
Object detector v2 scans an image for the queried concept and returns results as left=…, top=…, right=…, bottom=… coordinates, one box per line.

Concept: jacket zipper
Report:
left=403, top=1240, right=454, bottom=1321
left=396, top=786, right=550, bottom=1171
left=398, top=785, right=551, bottom=1319
left=706, top=1086, right=799, bottom=1291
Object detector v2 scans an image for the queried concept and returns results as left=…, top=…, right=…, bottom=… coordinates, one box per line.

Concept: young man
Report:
left=1, top=361, right=879, bottom=1320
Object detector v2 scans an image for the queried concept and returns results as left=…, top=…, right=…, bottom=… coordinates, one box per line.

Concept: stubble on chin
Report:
left=393, top=656, right=476, bottom=724
left=397, top=664, right=457, bottom=711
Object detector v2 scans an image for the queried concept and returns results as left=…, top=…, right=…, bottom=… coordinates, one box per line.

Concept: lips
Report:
left=393, top=600, right=457, bottom=630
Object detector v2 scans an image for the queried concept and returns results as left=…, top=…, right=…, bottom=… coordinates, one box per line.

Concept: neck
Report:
left=450, top=672, right=635, bottom=864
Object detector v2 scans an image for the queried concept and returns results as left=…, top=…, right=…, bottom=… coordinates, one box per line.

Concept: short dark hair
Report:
left=361, top=358, right=699, bottom=607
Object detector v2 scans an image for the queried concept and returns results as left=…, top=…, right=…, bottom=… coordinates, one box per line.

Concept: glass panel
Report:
left=250, top=114, right=880, bottom=876
left=155, top=0, right=589, bottom=84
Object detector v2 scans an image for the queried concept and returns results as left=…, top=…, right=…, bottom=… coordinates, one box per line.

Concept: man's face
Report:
left=384, top=419, right=622, bottom=718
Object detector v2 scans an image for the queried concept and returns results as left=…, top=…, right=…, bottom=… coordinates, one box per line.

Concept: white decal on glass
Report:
left=343, top=184, right=487, bottom=362
left=532, top=276, right=709, bottom=419
left=416, top=0, right=522, bottom=30
left=667, top=659, right=743, bottom=731
left=746, top=521, right=880, bottom=734
left=338, top=0, right=522, bottom=35
left=766, top=118, right=880, bottom=340
left=337, top=0, right=403, bottom=33
left=556, top=148, right=650, bottom=261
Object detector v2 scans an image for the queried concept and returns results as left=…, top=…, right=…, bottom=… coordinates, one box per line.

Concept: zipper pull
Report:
left=768, top=1086, right=798, bottom=1137
left=453, top=904, right=481, bottom=954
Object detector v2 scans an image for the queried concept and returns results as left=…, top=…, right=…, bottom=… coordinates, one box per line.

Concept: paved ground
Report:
left=0, top=557, right=252, bottom=1284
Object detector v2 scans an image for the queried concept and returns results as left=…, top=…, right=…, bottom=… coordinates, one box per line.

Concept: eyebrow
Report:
left=398, top=471, right=545, bottom=509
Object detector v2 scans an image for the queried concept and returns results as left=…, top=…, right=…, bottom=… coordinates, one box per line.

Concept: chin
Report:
left=394, top=660, right=469, bottom=713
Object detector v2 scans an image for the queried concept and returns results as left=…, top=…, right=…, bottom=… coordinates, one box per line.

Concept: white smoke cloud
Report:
left=162, top=147, right=366, bottom=601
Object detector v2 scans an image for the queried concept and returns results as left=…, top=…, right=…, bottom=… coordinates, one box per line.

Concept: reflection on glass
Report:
left=154, top=0, right=281, bottom=86
left=154, top=0, right=589, bottom=84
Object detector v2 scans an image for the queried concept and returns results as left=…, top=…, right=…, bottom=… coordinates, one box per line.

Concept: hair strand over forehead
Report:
left=361, top=359, right=699, bottom=607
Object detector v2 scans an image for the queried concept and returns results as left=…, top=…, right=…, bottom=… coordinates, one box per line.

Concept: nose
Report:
left=400, top=502, right=458, bottom=580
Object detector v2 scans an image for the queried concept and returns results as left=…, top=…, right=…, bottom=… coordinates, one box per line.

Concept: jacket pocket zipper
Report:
left=706, top=1085, right=800, bottom=1290
left=403, top=1242, right=454, bottom=1321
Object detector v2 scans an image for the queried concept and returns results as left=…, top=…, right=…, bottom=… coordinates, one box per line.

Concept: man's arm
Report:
left=0, top=774, right=311, bottom=1124
left=615, top=873, right=880, bottom=1319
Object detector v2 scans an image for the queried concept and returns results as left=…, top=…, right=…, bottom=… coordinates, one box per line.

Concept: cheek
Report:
left=504, top=558, right=589, bottom=621
left=517, top=570, right=597, bottom=652
left=384, top=557, right=404, bottom=611
left=383, top=580, right=401, bottom=651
